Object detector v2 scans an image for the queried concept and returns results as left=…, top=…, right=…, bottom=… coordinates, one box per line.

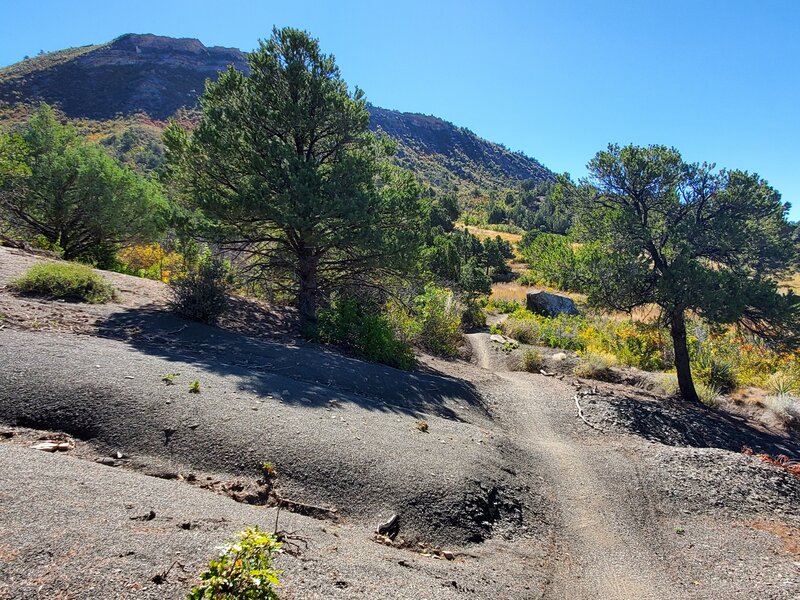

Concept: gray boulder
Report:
left=525, top=291, right=579, bottom=317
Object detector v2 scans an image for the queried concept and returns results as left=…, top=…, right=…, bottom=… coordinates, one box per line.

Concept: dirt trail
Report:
left=465, top=333, right=687, bottom=600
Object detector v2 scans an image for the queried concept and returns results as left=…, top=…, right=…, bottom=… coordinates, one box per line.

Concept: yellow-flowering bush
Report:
left=116, top=243, right=185, bottom=282
left=499, top=308, right=797, bottom=394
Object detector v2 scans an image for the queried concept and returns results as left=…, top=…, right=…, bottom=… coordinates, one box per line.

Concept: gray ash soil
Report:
left=1, top=247, right=799, bottom=599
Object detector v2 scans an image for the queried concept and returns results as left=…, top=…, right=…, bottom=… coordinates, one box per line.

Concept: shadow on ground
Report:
left=93, top=306, right=484, bottom=422
left=603, top=394, right=800, bottom=457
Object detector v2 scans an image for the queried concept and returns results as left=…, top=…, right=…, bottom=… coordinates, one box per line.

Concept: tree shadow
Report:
left=604, top=394, right=800, bottom=457
left=93, top=306, right=486, bottom=422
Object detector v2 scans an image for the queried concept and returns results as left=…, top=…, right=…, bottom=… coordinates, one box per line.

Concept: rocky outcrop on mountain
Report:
left=368, top=106, right=551, bottom=185
left=0, top=34, right=247, bottom=119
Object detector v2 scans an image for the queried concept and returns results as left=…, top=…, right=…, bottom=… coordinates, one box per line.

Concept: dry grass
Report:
left=457, top=224, right=522, bottom=244
left=780, top=272, right=800, bottom=294
left=490, top=281, right=586, bottom=305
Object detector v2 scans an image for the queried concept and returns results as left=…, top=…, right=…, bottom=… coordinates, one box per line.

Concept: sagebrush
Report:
left=169, top=259, right=230, bottom=325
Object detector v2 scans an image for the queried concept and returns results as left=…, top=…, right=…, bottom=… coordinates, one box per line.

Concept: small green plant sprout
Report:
left=675, top=527, right=685, bottom=535
left=161, top=372, right=180, bottom=385
left=189, top=380, right=201, bottom=394
left=500, top=340, right=519, bottom=353
left=261, top=462, right=277, bottom=478
left=188, top=527, right=282, bottom=600
left=415, top=419, right=429, bottom=433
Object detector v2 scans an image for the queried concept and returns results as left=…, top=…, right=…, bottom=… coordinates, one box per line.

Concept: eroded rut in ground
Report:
left=466, top=333, right=686, bottom=600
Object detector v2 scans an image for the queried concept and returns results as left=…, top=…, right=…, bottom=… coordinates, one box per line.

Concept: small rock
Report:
left=376, top=514, right=399, bottom=538
left=130, top=510, right=156, bottom=522
left=442, top=550, right=455, bottom=560
left=124, top=375, right=134, bottom=380
left=95, top=457, right=117, bottom=466
left=552, top=352, right=568, bottom=362
left=31, top=441, right=58, bottom=452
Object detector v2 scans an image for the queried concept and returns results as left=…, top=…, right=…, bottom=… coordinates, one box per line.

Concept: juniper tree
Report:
left=0, top=105, right=167, bottom=262
left=575, top=144, right=799, bottom=402
left=164, top=28, right=422, bottom=325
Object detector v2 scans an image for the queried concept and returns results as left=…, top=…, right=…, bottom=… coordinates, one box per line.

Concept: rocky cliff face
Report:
left=0, top=34, right=552, bottom=189
left=0, top=34, right=247, bottom=119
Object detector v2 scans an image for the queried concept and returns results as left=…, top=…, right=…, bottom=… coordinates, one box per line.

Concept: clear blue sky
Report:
left=2, top=0, right=799, bottom=218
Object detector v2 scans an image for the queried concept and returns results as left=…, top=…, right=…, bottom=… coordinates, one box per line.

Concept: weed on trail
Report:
left=188, top=527, right=282, bottom=600
left=188, top=381, right=201, bottom=394
left=161, top=373, right=180, bottom=385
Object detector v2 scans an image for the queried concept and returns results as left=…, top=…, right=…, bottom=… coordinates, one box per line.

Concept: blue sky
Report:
left=2, top=0, right=799, bottom=219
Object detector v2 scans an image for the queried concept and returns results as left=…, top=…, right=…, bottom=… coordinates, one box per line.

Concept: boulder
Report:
left=526, top=291, right=579, bottom=317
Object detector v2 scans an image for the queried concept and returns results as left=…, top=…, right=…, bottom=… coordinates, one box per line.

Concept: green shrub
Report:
left=767, top=371, right=800, bottom=396
left=519, top=348, right=544, bottom=372
left=10, top=262, right=116, bottom=303
left=485, top=298, right=522, bottom=314
left=515, top=271, right=540, bottom=286
left=502, top=312, right=541, bottom=345
left=389, top=285, right=463, bottom=357
left=461, top=301, right=486, bottom=328
left=518, top=232, right=581, bottom=291
left=598, top=320, right=671, bottom=371
left=696, top=382, right=721, bottom=407
left=317, top=296, right=415, bottom=370
left=574, top=351, right=617, bottom=380
left=188, top=527, right=282, bottom=599
left=502, top=310, right=586, bottom=350
left=169, top=258, right=230, bottom=325
left=692, top=349, right=737, bottom=393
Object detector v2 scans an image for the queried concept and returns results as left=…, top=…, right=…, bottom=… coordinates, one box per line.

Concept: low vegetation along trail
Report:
left=466, top=332, right=685, bottom=599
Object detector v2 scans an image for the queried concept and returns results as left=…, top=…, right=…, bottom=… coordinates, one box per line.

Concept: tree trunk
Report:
left=669, top=310, right=700, bottom=403
left=297, top=250, right=319, bottom=327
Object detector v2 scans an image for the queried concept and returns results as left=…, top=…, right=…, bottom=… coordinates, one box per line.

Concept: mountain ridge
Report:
left=0, top=33, right=553, bottom=191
